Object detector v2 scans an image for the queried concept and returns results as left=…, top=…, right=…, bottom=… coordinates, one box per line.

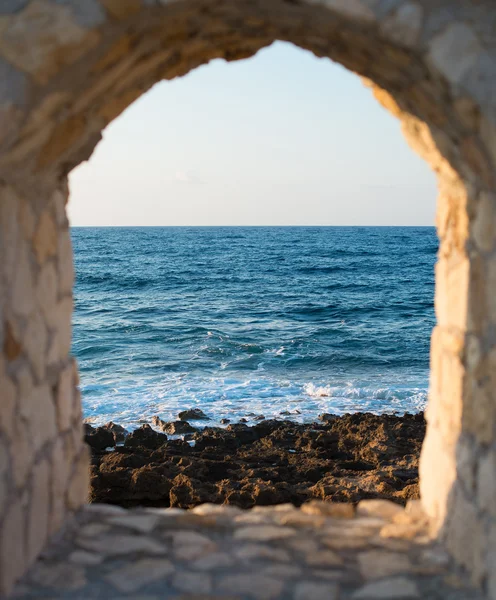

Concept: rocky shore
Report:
left=85, top=411, right=425, bottom=509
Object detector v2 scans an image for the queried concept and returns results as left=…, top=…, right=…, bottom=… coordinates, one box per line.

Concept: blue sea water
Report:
left=72, top=226, right=437, bottom=429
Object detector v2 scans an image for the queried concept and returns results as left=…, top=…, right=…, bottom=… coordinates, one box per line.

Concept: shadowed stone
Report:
left=294, top=581, right=340, bottom=600
left=0, top=0, right=29, bottom=14
left=352, top=576, right=420, bottom=598
left=105, top=558, right=174, bottom=593
left=233, top=525, right=297, bottom=541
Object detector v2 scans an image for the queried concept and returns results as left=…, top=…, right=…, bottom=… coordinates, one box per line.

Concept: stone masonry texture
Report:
left=0, top=0, right=495, bottom=597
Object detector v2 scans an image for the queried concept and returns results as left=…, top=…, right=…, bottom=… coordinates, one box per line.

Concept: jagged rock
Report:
left=152, top=416, right=197, bottom=435
left=124, top=424, right=167, bottom=450
left=178, top=408, right=209, bottom=421
left=318, top=413, right=335, bottom=422
left=84, top=424, right=115, bottom=452
left=102, top=421, right=128, bottom=443
left=90, top=413, right=425, bottom=509
left=220, top=418, right=230, bottom=425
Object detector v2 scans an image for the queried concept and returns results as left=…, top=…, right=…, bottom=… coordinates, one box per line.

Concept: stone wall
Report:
left=0, top=0, right=494, bottom=596
left=0, top=182, right=89, bottom=593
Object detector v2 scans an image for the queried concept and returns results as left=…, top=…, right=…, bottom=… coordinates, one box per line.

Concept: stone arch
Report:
left=0, top=0, right=495, bottom=595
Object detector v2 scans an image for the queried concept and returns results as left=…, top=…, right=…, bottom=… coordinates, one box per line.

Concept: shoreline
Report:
left=86, top=411, right=425, bottom=509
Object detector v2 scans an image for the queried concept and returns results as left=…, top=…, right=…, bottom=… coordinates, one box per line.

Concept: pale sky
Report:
left=68, top=41, right=437, bottom=227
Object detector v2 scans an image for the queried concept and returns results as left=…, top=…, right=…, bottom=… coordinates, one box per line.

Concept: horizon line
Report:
left=70, top=224, right=436, bottom=228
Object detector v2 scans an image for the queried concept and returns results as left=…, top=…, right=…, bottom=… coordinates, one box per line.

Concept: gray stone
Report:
left=172, top=570, right=212, bottom=594
left=233, top=525, right=297, bottom=541
left=294, top=581, right=340, bottom=600
left=105, top=558, right=175, bottom=593
left=235, top=544, right=292, bottom=562
left=217, top=574, right=284, bottom=600
left=358, top=550, right=413, bottom=579
left=306, top=549, right=344, bottom=567
left=68, top=550, right=104, bottom=566
left=428, top=22, right=482, bottom=86
left=0, top=0, right=29, bottom=15
left=0, top=58, right=27, bottom=106
left=107, top=513, right=161, bottom=533
left=29, top=563, right=86, bottom=591
left=53, top=0, right=106, bottom=28
left=77, top=534, right=166, bottom=556
left=352, top=577, right=420, bottom=599
left=191, top=552, right=234, bottom=571
left=357, top=500, right=404, bottom=520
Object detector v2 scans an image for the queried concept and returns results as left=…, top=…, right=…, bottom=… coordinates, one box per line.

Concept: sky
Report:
left=68, top=41, right=437, bottom=227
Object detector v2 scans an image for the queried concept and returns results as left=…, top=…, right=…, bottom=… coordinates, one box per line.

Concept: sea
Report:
left=72, top=226, right=437, bottom=430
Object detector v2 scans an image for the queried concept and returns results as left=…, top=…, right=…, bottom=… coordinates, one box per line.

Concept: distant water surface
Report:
left=72, top=227, right=437, bottom=429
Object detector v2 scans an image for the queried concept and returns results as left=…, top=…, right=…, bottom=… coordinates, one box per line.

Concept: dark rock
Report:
left=124, top=424, right=167, bottom=450
left=90, top=413, right=425, bottom=510
left=238, top=418, right=248, bottom=423
left=178, top=408, right=209, bottom=421
left=152, top=416, right=197, bottom=435
left=103, top=421, right=128, bottom=443
left=318, top=413, right=335, bottom=422
left=280, top=411, right=291, bottom=416
left=220, top=418, right=230, bottom=424
left=84, top=424, right=115, bottom=452
left=254, top=415, right=265, bottom=421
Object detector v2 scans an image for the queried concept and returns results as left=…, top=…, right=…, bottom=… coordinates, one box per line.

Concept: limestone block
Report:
left=33, top=210, right=57, bottom=264
left=380, top=2, right=423, bottom=48
left=36, top=261, right=58, bottom=328
left=10, top=419, right=32, bottom=488
left=455, top=436, right=476, bottom=494
left=23, top=310, right=48, bottom=381
left=67, top=446, right=90, bottom=510
left=419, top=425, right=456, bottom=527
left=56, top=364, right=74, bottom=432
left=38, top=115, right=87, bottom=168
left=217, top=573, right=284, bottom=600
left=304, top=0, right=375, bottom=22
left=172, top=570, right=212, bottom=595
left=0, top=0, right=101, bottom=84
left=0, top=1, right=29, bottom=15
left=462, top=379, right=494, bottom=445
left=428, top=23, right=482, bottom=87
left=357, top=499, right=403, bottom=520
left=27, top=458, right=50, bottom=564
left=0, top=184, right=21, bottom=287
left=105, top=557, right=174, bottom=593
left=294, top=581, right=339, bottom=600
left=58, top=229, right=74, bottom=296
left=0, top=57, right=27, bottom=150
left=0, top=499, right=26, bottom=595
left=460, top=136, right=494, bottom=188
left=0, top=437, right=9, bottom=516
left=19, top=383, right=57, bottom=454
left=488, top=523, right=496, bottom=600
left=49, top=436, right=73, bottom=534
left=478, top=450, right=496, bottom=519
left=480, top=116, right=496, bottom=169
left=21, top=92, right=71, bottom=139
left=352, top=576, right=420, bottom=599
left=0, top=358, right=17, bottom=434
left=47, top=297, right=74, bottom=366
left=472, top=192, right=496, bottom=252
left=357, top=550, right=412, bottom=579
left=487, top=257, right=496, bottom=324
left=52, top=189, right=69, bottom=228
left=445, top=484, right=487, bottom=585
left=12, top=242, right=35, bottom=318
